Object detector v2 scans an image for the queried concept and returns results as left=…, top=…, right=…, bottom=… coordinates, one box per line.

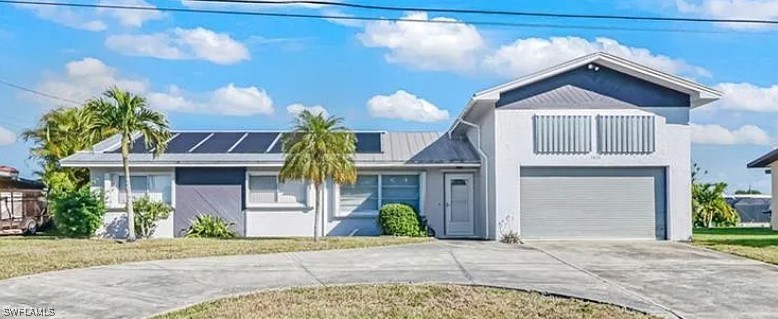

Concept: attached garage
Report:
left=519, top=167, right=666, bottom=240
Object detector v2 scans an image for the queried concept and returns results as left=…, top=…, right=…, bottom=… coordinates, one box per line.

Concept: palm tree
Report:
left=22, top=106, right=113, bottom=190
left=86, top=87, right=171, bottom=242
left=279, top=111, right=357, bottom=241
left=692, top=182, right=739, bottom=228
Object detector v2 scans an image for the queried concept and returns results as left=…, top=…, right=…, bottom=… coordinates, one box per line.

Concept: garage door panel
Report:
left=520, top=167, right=666, bottom=239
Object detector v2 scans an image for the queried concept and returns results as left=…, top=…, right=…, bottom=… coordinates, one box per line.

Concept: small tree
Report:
left=692, top=182, right=740, bottom=228
left=87, top=87, right=171, bottom=242
left=51, top=187, right=105, bottom=237
left=279, top=111, right=357, bottom=242
left=134, top=196, right=172, bottom=239
left=734, top=188, right=762, bottom=195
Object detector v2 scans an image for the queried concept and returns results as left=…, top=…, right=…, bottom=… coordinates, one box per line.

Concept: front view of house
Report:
left=61, top=53, right=721, bottom=241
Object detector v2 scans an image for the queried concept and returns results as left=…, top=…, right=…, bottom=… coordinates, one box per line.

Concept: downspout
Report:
left=457, top=120, right=490, bottom=240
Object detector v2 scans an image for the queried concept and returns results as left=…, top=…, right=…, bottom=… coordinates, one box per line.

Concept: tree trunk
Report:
left=313, top=183, right=321, bottom=242
left=122, top=138, right=136, bottom=242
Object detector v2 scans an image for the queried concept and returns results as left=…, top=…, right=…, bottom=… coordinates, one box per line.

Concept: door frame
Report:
left=444, top=173, right=475, bottom=237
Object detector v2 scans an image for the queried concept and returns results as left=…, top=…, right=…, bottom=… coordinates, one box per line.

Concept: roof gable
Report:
left=496, top=65, right=690, bottom=108
left=476, top=52, right=721, bottom=107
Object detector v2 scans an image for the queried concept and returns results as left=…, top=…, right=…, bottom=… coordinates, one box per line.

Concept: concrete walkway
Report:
left=0, top=241, right=775, bottom=319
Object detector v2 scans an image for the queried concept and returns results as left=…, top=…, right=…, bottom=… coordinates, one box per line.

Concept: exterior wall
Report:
left=487, top=106, right=692, bottom=241
left=244, top=168, right=315, bottom=237
left=773, top=162, right=778, bottom=231
left=88, top=167, right=175, bottom=239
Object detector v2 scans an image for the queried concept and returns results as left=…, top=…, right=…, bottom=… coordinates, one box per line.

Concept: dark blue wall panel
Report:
left=174, top=167, right=246, bottom=236
left=496, top=65, right=691, bottom=108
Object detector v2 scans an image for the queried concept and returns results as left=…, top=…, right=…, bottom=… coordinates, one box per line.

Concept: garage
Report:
left=519, top=167, right=666, bottom=240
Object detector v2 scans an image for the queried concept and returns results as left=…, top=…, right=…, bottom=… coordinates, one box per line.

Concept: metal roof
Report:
left=726, top=196, right=772, bottom=223
left=62, top=131, right=480, bottom=168
left=499, top=85, right=640, bottom=110
left=748, top=148, right=778, bottom=168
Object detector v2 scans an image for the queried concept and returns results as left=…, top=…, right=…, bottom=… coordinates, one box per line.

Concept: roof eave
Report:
left=747, top=149, right=778, bottom=168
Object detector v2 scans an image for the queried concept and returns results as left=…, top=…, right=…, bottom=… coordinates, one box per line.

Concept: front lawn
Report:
left=153, top=284, right=657, bottom=319
left=0, top=236, right=428, bottom=280
left=692, top=227, right=778, bottom=265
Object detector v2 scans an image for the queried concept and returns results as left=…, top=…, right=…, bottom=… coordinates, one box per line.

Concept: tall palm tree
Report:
left=86, top=87, right=171, bottom=241
left=22, top=106, right=113, bottom=189
left=279, top=111, right=357, bottom=241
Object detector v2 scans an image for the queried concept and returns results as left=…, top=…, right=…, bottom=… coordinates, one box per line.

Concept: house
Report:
left=60, top=52, right=722, bottom=240
left=747, top=152, right=778, bottom=230
left=725, top=194, right=772, bottom=227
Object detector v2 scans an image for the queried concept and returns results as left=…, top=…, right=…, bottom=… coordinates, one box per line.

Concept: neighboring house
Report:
left=725, top=194, right=772, bottom=227
left=61, top=52, right=722, bottom=240
left=747, top=153, right=778, bottom=230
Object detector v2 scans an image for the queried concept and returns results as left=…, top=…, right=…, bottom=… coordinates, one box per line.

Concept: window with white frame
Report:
left=339, top=174, right=420, bottom=216
left=116, top=175, right=171, bottom=204
left=247, top=175, right=307, bottom=206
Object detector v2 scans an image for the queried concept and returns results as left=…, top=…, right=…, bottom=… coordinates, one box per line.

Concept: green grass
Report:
left=153, top=284, right=657, bottom=319
left=692, top=227, right=778, bottom=265
left=0, top=236, right=429, bottom=280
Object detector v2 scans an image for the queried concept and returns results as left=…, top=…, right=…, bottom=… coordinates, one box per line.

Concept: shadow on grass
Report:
left=694, top=227, right=777, bottom=236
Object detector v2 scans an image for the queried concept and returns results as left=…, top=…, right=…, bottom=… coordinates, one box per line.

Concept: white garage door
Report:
left=520, top=167, right=666, bottom=239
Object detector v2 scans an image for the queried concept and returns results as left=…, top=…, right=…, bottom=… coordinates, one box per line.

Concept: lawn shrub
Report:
left=184, top=214, right=238, bottom=239
left=134, top=196, right=173, bottom=239
left=378, top=203, right=426, bottom=237
left=50, top=186, right=105, bottom=237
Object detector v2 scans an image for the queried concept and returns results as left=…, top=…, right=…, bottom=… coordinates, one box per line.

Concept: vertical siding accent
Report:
left=532, top=115, right=592, bottom=154
left=597, top=115, right=655, bottom=154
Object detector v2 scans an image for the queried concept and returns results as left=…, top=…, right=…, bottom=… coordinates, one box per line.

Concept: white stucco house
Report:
left=61, top=52, right=722, bottom=241
left=747, top=151, right=777, bottom=230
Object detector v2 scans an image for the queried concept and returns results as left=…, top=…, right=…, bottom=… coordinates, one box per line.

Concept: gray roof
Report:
left=61, top=131, right=480, bottom=167
left=748, top=148, right=778, bottom=168
left=726, top=196, right=772, bottom=223
left=499, top=85, right=640, bottom=110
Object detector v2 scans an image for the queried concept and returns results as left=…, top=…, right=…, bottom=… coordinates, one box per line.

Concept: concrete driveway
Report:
left=0, top=241, right=775, bottom=319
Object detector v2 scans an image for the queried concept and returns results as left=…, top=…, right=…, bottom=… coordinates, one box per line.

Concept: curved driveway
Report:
left=0, top=241, right=776, bottom=319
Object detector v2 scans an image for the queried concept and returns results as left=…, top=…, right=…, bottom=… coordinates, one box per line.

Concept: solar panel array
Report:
left=115, top=132, right=383, bottom=154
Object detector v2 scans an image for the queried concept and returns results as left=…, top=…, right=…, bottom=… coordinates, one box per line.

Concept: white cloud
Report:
left=0, top=126, right=16, bottom=146
left=286, top=104, right=329, bottom=117
left=712, top=82, right=778, bottom=112
left=16, top=1, right=107, bottom=31
left=357, top=12, right=486, bottom=71
left=691, top=123, right=773, bottom=145
left=16, top=0, right=161, bottom=31
left=676, top=0, right=778, bottom=30
left=33, top=57, right=148, bottom=105
left=96, top=0, right=164, bottom=28
left=148, top=84, right=274, bottom=116
left=367, top=90, right=449, bottom=122
left=483, top=37, right=710, bottom=78
left=105, top=27, right=249, bottom=64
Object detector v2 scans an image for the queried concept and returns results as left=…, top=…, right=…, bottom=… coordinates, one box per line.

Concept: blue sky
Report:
left=0, top=0, right=777, bottom=192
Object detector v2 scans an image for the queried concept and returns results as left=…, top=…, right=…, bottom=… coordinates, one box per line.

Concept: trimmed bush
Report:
left=184, top=214, right=238, bottom=239
left=134, top=197, right=173, bottom=239
left=378, top=203, right=426, bottom=237
left=51, top=186, right=105, bottom=237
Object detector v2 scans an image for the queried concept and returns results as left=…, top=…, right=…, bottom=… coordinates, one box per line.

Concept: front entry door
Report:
left=445, top=173, right=475, bottom=237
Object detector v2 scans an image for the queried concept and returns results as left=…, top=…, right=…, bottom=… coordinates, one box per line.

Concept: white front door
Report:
left=445, top=173, right=474, bottom=237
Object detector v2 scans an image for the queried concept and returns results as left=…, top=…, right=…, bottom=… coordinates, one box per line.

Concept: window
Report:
left=248, top=175, right=307, bottom=206
left=597, top=115, right=655, bottom=154
left=339, top=174, right=420, bottom=216
left=533, top=115, right=592, bottom=154
left=116, top=175, right=171, bottom=204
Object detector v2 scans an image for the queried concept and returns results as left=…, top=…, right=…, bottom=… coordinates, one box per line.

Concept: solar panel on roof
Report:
left=109, top=136, right=152, bottom=153
left=191, top=132, right=245, bottom=153
left=165, top=132, right=211, bottom=153
left=229, top=132, right=279, bottom=153
left=355, top=133, right=382, bottom=153
left=267, top=133, right=287, bottom=153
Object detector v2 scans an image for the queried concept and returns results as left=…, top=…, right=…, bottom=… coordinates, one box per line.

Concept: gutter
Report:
left=457, top=119, right=490, bottom=240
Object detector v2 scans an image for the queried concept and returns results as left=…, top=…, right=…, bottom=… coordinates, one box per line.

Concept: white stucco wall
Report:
left=89, top=167, right=175, bottom=239
left=471, top=106, right=692, bottom=241
left=772, top=162, right=778, bottom=231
